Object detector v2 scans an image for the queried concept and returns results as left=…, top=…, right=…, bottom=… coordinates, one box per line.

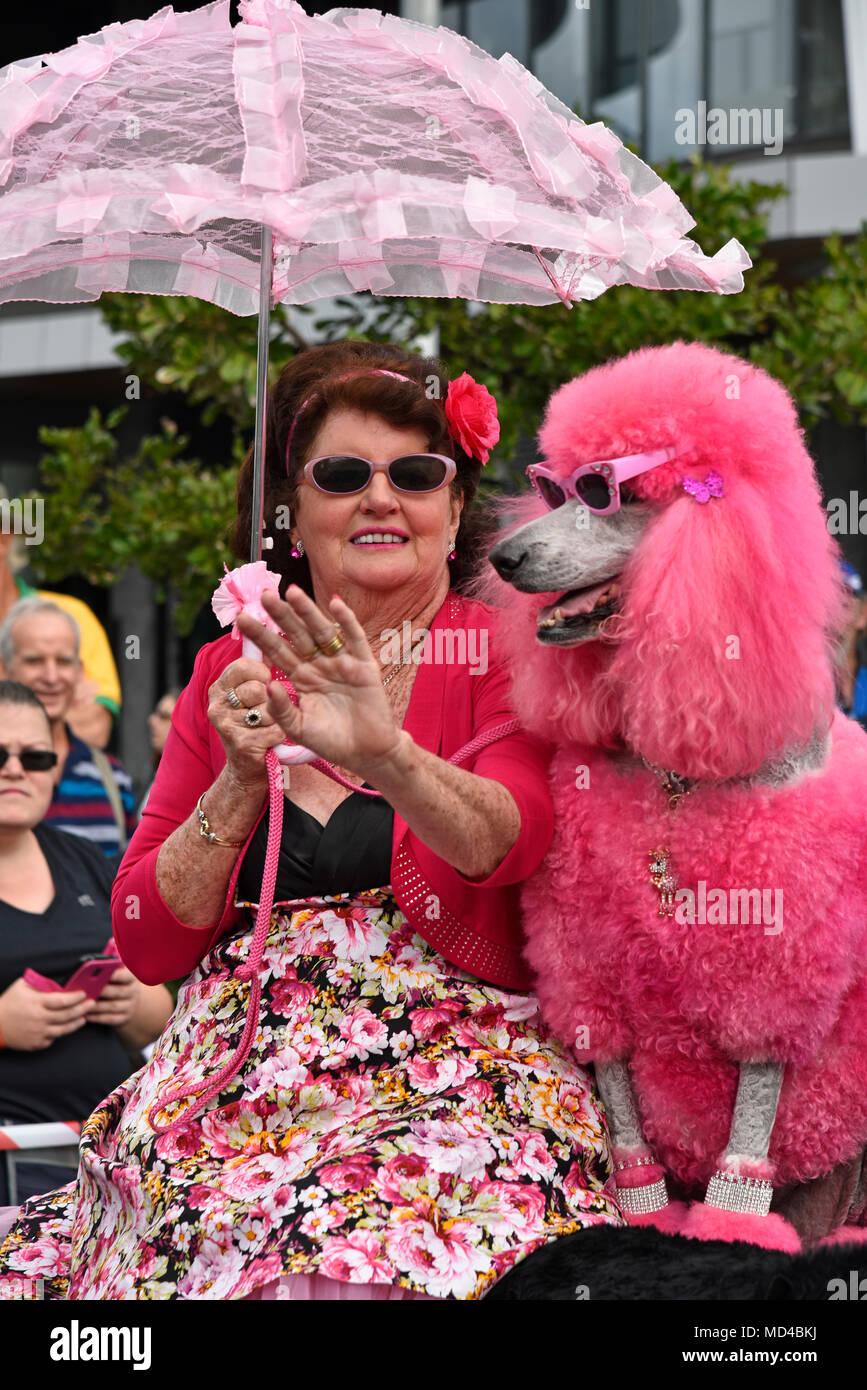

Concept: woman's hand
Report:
left=236, top=588, right=404, bottom=776
left=0, top=978, right=93, bottom=1051
left=85, top=967, right=141, bottom=1030
left=206, top=653, right=294, bottom=791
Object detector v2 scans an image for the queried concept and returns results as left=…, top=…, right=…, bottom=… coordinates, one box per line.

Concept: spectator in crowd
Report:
left=0, top=681, right=173, bottom=1205
left=138, top=688, right=180, bottom=819
left=0, top=485, right=120, bottom=750
left=0, top=599, right=136, bottom=857
left=838, top=560, right=867, bottom=727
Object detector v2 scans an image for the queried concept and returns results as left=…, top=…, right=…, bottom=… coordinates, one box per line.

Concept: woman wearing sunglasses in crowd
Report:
left=0, top=682, right=173, bottom=1211
left=0, top=343, right=622, bottom=1301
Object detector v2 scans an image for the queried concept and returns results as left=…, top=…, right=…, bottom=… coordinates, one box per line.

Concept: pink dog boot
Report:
left=815, top=1226, right=867, bottom=1249
left=680, top=1164, right=801, bottom=1253
left=680, top=1203, right=802, bottom=1252
left=610, top=1155, right=689, bottom=1234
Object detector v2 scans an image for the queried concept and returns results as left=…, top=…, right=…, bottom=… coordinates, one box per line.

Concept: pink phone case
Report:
left=23, top=968, right=63, bottom=993
left=64, top=958, right=122, bottom=999
left=23, top=957, right=121, bottom=999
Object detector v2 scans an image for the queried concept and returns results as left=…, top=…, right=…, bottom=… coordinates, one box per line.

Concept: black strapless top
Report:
left=235, top=789, right=395, bottom=903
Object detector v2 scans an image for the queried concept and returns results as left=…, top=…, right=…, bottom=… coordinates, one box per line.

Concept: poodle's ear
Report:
left=610, top=473, right=843, bottom=779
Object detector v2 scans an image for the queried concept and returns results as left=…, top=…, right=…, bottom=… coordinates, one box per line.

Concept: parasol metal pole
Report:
left=250, top=222, right=274, bottom=563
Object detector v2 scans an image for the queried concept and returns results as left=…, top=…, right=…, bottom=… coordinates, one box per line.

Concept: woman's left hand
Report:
left=235, top=587, right=405, bottom=776
left=86, top=967, right=140, bottom=1030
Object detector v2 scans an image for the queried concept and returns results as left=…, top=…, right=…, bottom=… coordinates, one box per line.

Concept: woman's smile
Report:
left=349, top=529, right=410, bottom=547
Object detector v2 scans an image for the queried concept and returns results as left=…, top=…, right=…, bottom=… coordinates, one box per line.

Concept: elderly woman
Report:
left=0, top=342, right=621, bottom=1301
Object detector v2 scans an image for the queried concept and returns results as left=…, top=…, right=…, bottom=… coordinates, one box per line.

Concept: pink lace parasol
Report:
left=0, top=0, right=749, bottom=313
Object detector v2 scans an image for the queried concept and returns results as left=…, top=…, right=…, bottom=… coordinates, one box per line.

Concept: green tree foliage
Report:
left=27, top=156, right=867, bottom=630
left=750, top=232, right=867, bottom=422
left=33, top=408, right=240, bottom=633
left=98, top=296, right=313, bottom=429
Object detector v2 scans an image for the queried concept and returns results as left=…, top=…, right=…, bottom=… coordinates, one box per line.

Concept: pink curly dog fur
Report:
left=477, top=342, right=867, bottom=1230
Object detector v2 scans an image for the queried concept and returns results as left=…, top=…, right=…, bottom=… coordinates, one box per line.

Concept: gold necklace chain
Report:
left=381, top=632, right=428, bottom=687
left=374, top=604, right=433, bottom=688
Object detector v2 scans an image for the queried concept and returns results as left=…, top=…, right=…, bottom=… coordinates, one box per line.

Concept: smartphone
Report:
left=64, top=957, right=122, bottom=999
left=24, top=956, right=121, bottom=1000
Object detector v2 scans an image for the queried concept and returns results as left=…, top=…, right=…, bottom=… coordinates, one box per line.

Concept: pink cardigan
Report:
left=112, top=591, right=554, bottom=990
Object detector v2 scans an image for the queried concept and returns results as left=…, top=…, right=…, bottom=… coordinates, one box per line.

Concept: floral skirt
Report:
left=0, top=890, right=622, bottom=1300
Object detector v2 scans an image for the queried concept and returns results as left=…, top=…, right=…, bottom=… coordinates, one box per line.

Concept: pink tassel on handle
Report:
left=213, top=561, right=317, bottom=766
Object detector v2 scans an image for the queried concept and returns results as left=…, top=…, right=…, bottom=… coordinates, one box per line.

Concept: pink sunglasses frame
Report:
left=300, top=452, right=457, bottom=496
left=526, top=447, right=677, bottom=514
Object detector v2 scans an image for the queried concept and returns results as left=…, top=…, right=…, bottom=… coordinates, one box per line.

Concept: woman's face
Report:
left=291, top=407, right=462, bottom=611
left=148, top=693, right=177, bottom=757
left=0, top=703, right=56, bottom=831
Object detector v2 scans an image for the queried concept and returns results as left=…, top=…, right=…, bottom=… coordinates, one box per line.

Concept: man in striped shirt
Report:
left=0, top=598, right=135, bottom=858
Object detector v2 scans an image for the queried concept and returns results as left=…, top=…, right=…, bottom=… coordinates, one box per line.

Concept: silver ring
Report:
left=225, top=687, right=242, bottom=709
left=244, top=707, right=263, bottom=727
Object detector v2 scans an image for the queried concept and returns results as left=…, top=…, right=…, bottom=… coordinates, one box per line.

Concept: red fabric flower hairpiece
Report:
left=444, top=372, right=500, bottom=465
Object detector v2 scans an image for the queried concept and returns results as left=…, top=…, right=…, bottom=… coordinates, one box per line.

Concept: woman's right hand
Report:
left=206, top=656, right=290, bottom=791
left=0, top=979, right=94, bottom=1051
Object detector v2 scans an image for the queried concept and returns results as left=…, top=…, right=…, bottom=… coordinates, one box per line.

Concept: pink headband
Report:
left=283, top=367, right=500, bottom=472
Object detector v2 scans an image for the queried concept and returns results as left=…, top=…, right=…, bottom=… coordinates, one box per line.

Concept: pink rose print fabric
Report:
left=0, top=891, right=622, bottom=1300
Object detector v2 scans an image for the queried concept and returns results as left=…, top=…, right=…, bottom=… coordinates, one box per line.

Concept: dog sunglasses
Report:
left=301, top=453, right=457, bottom=496
left=0, top=746, right=58, bottom=771
left=526, top=447, right=676, bottom=514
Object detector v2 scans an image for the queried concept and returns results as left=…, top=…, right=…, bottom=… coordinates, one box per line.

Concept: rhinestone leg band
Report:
left=705, top=1170, right=773, bottom=1216
left=615, top=1178, right=669, bottom=1215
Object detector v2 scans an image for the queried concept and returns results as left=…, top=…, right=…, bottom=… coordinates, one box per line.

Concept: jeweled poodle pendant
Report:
left=649, top=847, right=678, bottom=916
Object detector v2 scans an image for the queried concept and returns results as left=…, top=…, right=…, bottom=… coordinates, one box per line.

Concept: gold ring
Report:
left=317, top=627, right=345, bottom=657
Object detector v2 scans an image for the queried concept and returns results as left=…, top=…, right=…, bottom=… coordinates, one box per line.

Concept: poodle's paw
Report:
left=680, top=1203, right=802, bottom=1253
left=624, top=1200, right=691, bottom=1235
left=815, top=1225, right=867, bottom=1249
left=611, top=1162, right=682, bottom=1230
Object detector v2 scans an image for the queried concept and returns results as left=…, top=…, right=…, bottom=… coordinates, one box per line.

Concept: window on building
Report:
left=443, top=0, right=851, bottom=160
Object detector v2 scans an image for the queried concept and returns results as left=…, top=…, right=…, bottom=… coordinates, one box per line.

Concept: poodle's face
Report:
left=482, top=345, right=841, bottom=774
left=488, top=496, right=653, bottom=646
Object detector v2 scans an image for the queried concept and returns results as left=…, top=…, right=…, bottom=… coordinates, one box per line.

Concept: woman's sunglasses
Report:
left=0, top=747, right=58, bottom=771
left=526, top=447, right=676, bottom=515
left=301, top=453, right=457, bottom=496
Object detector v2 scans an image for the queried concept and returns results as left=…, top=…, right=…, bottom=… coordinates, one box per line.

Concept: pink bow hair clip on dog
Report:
left=682, top=469, right=725, bottom=503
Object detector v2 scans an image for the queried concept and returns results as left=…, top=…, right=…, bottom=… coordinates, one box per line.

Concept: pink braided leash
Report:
left=310, top=718, right=520, bottom=793
left=147, top=745, right=285, bottom=1137
left=274, top=665, right=519, bottom=792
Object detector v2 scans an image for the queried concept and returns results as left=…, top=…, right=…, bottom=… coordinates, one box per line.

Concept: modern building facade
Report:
left=435, top=0, right=864, bottom=238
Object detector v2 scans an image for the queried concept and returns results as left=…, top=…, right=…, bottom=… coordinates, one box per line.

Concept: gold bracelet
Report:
left=196, top=792, right=245, bottom=847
